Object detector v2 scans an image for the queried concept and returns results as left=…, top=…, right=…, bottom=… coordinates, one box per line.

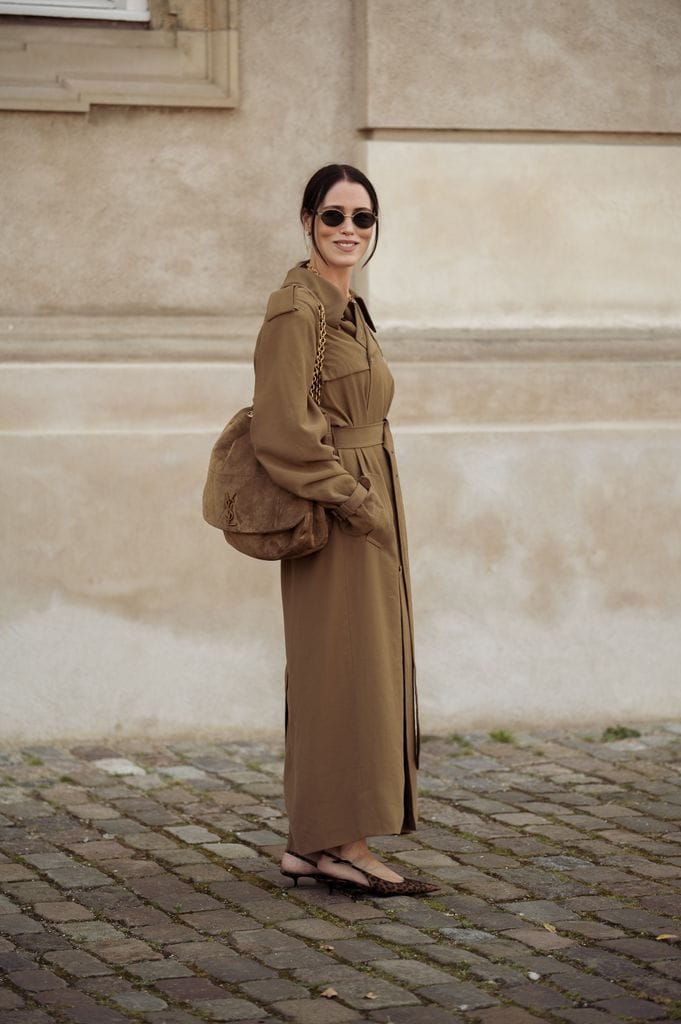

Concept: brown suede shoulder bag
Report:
left=202, top=301, right=329, bottom=560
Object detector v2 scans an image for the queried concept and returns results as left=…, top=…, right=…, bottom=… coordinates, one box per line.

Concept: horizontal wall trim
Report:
left=1, top=318, right=680, bottom=363
left=3, top=422, right=681, bottom=438
left=364, top=128, right=681, bottom=146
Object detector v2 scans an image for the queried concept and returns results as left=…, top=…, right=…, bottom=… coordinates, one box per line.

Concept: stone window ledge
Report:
left=0, top=0, right=238, bottom=111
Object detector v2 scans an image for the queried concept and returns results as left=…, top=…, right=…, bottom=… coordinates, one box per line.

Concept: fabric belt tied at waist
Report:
left=331, top=421, right=385, bottom=449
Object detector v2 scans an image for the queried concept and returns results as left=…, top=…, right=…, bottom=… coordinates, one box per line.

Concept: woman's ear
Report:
left=302, top=210, right=313, bottom=237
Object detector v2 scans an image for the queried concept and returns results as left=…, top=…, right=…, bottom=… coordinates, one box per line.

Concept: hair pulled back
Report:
left=300, top=164, right=380, bottom=267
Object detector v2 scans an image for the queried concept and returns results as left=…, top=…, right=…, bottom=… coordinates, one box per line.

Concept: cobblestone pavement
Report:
left=1, top=725, right=681, bottom=1024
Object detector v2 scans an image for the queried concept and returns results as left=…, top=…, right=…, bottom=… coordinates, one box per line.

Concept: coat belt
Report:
left=331, top=421, right=386, bottom=449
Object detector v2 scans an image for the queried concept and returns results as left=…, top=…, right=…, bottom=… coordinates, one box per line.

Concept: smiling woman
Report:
left=244, top=163, right=438, bottom=898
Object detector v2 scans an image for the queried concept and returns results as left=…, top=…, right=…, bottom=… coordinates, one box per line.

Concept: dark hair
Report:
left=300, top=164, right=380, bottom=267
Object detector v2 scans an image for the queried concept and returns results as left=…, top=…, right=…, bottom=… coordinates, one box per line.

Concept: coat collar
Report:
left=283, top=263, right=360, bottom=329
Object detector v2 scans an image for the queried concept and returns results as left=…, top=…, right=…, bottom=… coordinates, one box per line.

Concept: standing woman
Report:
left=251, top=164, right=436, bottom=896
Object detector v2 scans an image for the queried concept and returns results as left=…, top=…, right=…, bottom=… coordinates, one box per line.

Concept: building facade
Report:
left=1, top=0, right=680, bottom=741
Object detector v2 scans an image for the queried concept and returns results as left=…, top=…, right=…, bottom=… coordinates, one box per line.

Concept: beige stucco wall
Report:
left=367, top=139, right=681, bottom=329
left=1, top=0, right=680, bottom=741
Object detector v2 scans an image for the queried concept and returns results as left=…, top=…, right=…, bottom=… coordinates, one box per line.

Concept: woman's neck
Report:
left=307, top=260, right=352, bottom=300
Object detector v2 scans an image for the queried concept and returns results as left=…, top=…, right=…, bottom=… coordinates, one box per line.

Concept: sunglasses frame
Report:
left=316, top=208, right=378, bottom=230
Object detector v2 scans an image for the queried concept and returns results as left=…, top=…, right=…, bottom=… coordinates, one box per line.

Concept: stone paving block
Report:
left=138, top=997, right=210, bottom=1023
left=123, top=832, right=182, bottom=852
left=58, top=920, right=124, bottom=943
left=44, top=947, right=114, bottom=976
left=3, top=880, right=65, bottom=903
left=0, top=894, right=15, bottom=912
left=602, top=936, right=681, bottom=961
left=11, top=932, right=71, bottom=954
left=91, top=938, right=164, bottom=965
left=550, top=919, right=625, bottom=940
left=7, top=967, right=67, bottom=991
left=291, top=890, right=386, bottom=921
left=239, top=898, right=309, bottom=925
left=320, top=974, right=421, bottom=1010
left=500, top=927, right=577, bottom=950
left=548, top=966, right=628, bottom=1002
left=363, top=921, right=435, bottom=945
left=371, top=957, right=455, bottom=986
left=370, top=1008, right=465, bottom=1024
left=158, top=848, right=209, bottom=867
left=163, top=939, right=233, bottom=963
left=198, top=955, right=276, bottom=984
left=501, top=899, right=579, bottom=923
left=135, top=922, right=201, bottom=944
left=158, top=766, right=207, bottom=781
left=279, top=917, right=352, bottom=941
left=165, top=825, right=221, bottom=844
left=0, top=864, right=35, bottom=882
left=179, top=909, right=254, bottom=934
left=0, top=913, right=44, bottom=935
left=66, top=802, right=121, bottom=821
left=416, top=980, right=498, bottom=1010
left=174, top=862, right=232, bottom=883
left=235, top=830, right=285, bottom=846
left=0, top=1011, right=54, bottom=1024
left=0, top=949, right=37, bottom=971
left=194, top=997, right=266, bottom=1021
left=23, top=854, right=111, bottom=890
left=501, top=982, right=572, bottom=1011
left=105, top=858, right=165, bottom=879
left=328, top=938, right=398, bottom=963
left=472, top=1005, right=560, bottom=1023
left=203, top=842, right=260, bottom=860
left=114, top=991, right=168, bottom=1011
left=68, top=840, right=132, bottom=861
left=91, top=758, right=146, bottom=776
left=128, top=959, right=195, bottom=980
left=594, top=994, right=669, bottom=1018
left=32, top=900, right=94, bottom=922
left=551, top=1011, right=624, bottom=1024
left=33, top=987, right=128, bottom=1023
left=232, top=928, right=333, bottom=969
left=272, top=999, right=362, bottom=1023
left=154, top=976, right=234, bottom=1001
left=238, top=978, right=310, bottom=1002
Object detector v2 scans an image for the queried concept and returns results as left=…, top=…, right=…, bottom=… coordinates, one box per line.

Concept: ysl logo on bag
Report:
left=223, top=492, right=236, bottom=525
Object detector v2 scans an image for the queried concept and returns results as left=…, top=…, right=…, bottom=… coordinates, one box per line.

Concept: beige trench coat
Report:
left=251, top=264, right=419, bottom=855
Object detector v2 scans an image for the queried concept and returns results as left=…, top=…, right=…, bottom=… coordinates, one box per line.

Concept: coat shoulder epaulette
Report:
left=265, top=284, right=317, bottom=322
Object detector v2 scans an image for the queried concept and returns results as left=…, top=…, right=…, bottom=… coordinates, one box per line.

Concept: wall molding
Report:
left=1, top=316, right=680, bottom=363
left=0, top=0, right=238, bottom=111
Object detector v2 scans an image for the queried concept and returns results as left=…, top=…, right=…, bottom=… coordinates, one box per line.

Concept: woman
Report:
left=251, top=164, right=436, bottom=897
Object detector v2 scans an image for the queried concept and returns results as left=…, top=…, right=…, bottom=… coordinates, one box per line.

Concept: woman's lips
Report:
left=334, top=240, right=358, bottom=251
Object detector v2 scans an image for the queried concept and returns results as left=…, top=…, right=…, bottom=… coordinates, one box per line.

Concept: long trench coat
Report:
left=251, top=263, right=419, bottom=855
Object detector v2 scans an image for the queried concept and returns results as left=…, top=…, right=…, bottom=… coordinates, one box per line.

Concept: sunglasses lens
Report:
left=353, top=212, right=376, bottom=229
left=318, top=210, right=376, bottom=229
left=319, top=210, right=344, bottom=227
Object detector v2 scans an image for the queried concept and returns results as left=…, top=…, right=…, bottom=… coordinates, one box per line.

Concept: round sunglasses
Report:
left=316, top=208, right=377, bottom=230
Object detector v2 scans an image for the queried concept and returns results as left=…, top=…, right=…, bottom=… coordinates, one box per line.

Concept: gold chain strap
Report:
left=309, top=301, right=327, bottom=406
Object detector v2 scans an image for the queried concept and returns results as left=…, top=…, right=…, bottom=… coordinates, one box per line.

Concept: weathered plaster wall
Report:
left=367, top=139, right=681, bottom=329
left=0, top=0, right=357, bottom=315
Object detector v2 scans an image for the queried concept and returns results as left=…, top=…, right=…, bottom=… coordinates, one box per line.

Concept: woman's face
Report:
left=304, top=179, right=375, bottom=271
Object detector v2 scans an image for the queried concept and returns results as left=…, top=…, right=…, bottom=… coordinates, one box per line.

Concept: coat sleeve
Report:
left=251, top=287, right=382, bottom=530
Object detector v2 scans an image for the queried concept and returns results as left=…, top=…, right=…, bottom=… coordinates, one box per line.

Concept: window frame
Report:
left=0, top=0, right=238, bottom=111
left=0, top=0, right=150, bottom=22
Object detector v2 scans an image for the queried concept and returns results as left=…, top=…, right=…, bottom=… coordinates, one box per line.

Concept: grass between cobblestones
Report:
left=1, top=724, right=681, bottom=1023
